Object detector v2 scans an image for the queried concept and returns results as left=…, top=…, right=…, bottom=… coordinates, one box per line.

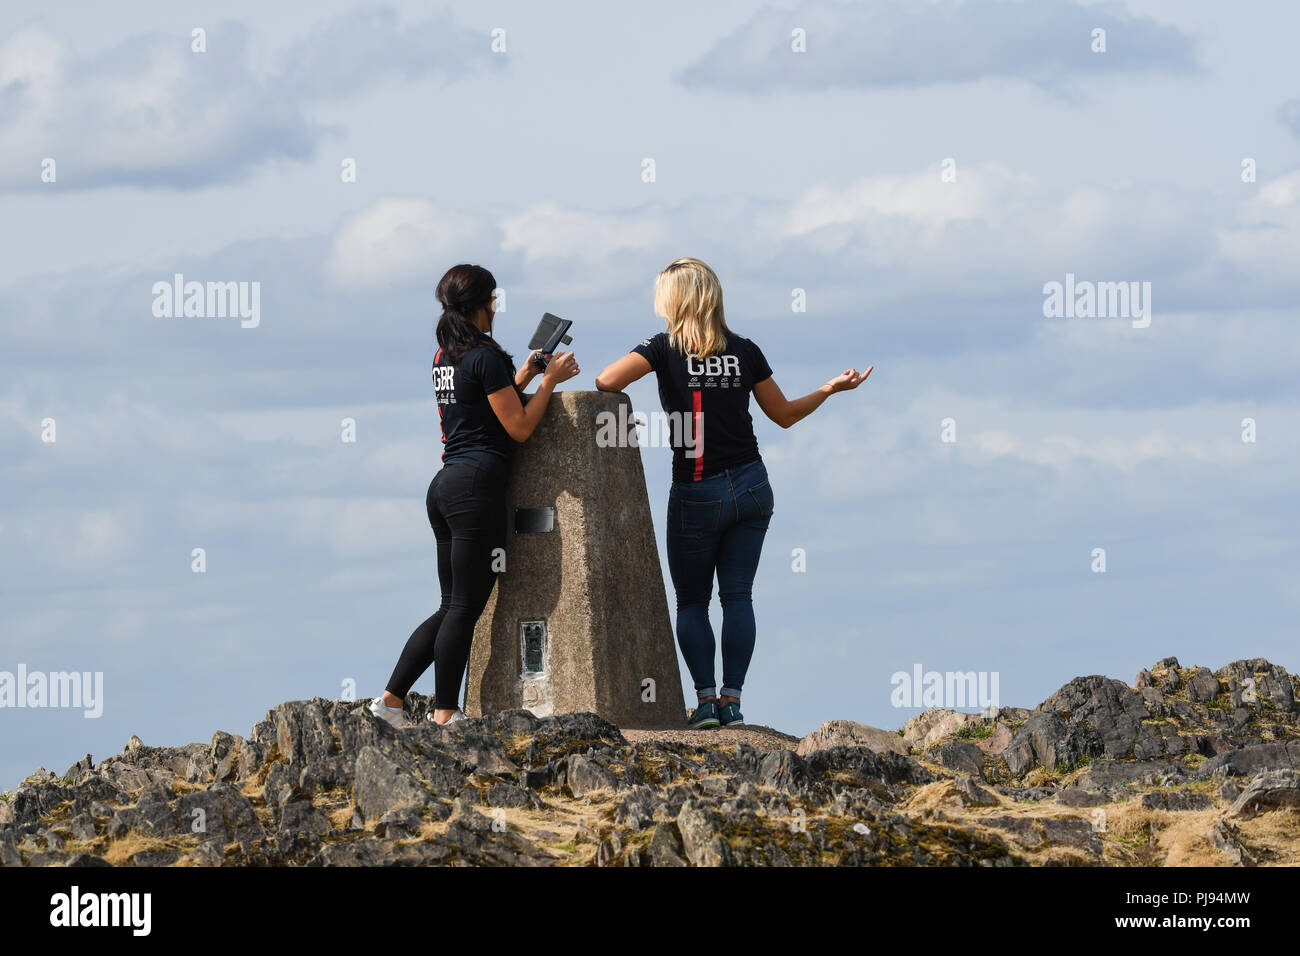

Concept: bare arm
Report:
left=487, top=351, right=580, bottom=442
left=595, top=352, right=652, bottom=392
left=514, top=350, right=544, bottom=389
left=752, top=365, right=872, bottom=429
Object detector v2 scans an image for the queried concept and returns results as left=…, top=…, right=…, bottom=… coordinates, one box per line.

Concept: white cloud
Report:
left=0, top=23, right=320, bottom=189
left=327, top=198, right=488, bottom=288
left=1218, top=170, right=1300, bottom=283
left=968, top=428, right=1224, bottom=471
left=677, top=0, right=1198, bottom=94
left=786, top=164, right=1024, bottom=236
left=499, top=201, right=667, bottom=264
left=0, top=8, right=498, bottom=191
left=285, top=497, right=422, bottom=557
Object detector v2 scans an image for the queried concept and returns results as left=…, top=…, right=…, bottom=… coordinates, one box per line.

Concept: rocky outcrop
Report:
left=3, top=656, right=1298, bottom=867
left=795, top=720, right=908, bottom=757
left=0, top=696, right=1008, bottom=867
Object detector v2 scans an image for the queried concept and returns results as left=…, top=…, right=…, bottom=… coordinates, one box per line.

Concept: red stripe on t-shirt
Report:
left=692, top=389, right=704, bottom=481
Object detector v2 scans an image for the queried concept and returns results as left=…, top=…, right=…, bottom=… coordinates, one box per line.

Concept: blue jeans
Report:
left=666, top=458, right=773, bottom=701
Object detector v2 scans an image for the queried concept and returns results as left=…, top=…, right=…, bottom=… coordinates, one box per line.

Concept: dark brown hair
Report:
left=435, top=264, right=516, bottom=375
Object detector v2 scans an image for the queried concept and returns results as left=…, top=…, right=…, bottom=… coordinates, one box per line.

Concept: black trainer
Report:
left=687, top=698, right=720, bottom=729
left=719, top=700, right=745, bottom=727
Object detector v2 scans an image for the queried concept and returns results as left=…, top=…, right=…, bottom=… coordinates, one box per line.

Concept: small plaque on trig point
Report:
left=514, top=506, right=555, bottom=533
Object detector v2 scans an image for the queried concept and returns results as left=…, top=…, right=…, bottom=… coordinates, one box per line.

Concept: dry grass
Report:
left=376, top=797, right=607, bottom=867
left=102, top=832, right=196, bottom=866
left=326, top=801, right=356, bottom=831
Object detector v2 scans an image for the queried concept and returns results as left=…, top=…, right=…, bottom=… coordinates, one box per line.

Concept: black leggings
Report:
left=386, top=462, right=508, bottom=707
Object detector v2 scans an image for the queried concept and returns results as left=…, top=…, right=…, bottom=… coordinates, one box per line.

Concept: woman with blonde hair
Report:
left=596, top=258, right=871, bottom=728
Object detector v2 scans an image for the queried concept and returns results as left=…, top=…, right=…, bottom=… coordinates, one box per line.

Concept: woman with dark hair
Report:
left=371, top=264, right=579, bottom=727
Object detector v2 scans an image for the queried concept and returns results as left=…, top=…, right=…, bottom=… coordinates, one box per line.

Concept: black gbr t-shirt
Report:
left=433, top=344, right=517, bottom=477
left=632, top=331, right=773, bottom=483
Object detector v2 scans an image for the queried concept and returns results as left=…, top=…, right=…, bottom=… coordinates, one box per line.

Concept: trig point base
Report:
left=466, top=390, right=686, bottom=728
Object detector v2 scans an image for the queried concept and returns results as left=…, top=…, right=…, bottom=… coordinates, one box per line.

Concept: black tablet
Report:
left=528, top=312, right=573, bottom=355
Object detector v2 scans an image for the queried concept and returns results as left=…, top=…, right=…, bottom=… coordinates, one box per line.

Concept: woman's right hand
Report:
left=542, top=350, right=580, bottom=386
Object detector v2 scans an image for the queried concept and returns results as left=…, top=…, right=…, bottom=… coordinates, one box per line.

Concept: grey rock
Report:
left=953, top=776, right=998, bottom=807
left=1038, top=675, right=1149, bottom=760
left=373, top=805, right=426, bottom=840
left=1216, top=659, right=1298, bottom=714
left=235, top=740, right=266, bottom=783
left=67, top=813, right=98, bottom=842
left=1002, top=712, right=1087, bottom=776
left=0, top=832, right=23, bottom=867
left=212, top=734, right=243, bottom=783
left=188, top=841, right=225, bottom=867
left=982, top=814, right=1102, bottom=856
left=676, top=799, right=732, bottom=866
left=901, top=709, right=981, bottom=750
left=481, top=782, right=533, bottom=809
left=995, top=786, right=1058, bottom=802
left=1208, top=818, right=1256, bottom=866
left=976, top=723, right=1015, bottom=756
left=269, top=700, right=338, bottom=769
left=1140, top=788, right=1213, bottom=811
left=1184, top=668, right=1221, bottom=703
left=1039, top=817, right=1103, bottom=856
left=61, top=754, right=95, bottom=785
left=595, top=833, right=621, bottom=866
left=645, top=821, right=688, bottom=866
left=309, top=837, right=453, bottom=866
left=521, top=763, right=557, bottom=790
left=279, top=800, right=330, bottom=837
left=106, top=782, right=180, bottom=839
left=132, top=848, right=181, bottom=866
left=982, top=815, right=1044, bottom=847
left=1056, top=787, right=1107, bottom=808
left=174, top=783, right=263, bottom=849
left=796, top=720, right=908, bottom=757
left=298, top=755, right=353, bottom=795
left=352, top=746, right=435, bottom=824
left=262, top=760, right=298, bottom=809
left=804, top=746, right=932, bottom=791
left=612, top=786, right=657, bottom=830
left=1229, top=769, right=1300, bottom=819
left=932, top=741, right=985, bottom=779
left=453, top=735, right=520, bottom=776
left=566, top=754, right=617, bottom=797
left=1077, top=759, right=1182, bottom=790
left=1199, top=742, right=1299, bottom=778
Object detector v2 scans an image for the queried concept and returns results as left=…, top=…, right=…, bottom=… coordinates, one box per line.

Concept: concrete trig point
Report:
left=466, top=390, right=686, bottom=728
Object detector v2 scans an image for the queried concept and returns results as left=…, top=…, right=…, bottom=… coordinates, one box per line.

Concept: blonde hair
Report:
left=655, top=257, right=730, bottom=358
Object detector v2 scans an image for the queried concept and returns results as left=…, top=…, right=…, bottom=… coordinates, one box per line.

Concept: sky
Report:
left=2, top=0, right=1298, bottom=790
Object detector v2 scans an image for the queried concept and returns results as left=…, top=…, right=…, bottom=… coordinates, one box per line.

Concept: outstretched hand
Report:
left=826, top=365, right=873, bottom=393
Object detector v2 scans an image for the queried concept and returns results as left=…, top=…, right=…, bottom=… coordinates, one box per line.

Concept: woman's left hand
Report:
left=516, top=350, right=545, bottom=386
left=826, top=365, right=873, bottom=393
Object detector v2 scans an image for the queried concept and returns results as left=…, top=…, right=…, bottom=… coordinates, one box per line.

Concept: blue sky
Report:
left=2, top=0, right=1298, bottom=789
